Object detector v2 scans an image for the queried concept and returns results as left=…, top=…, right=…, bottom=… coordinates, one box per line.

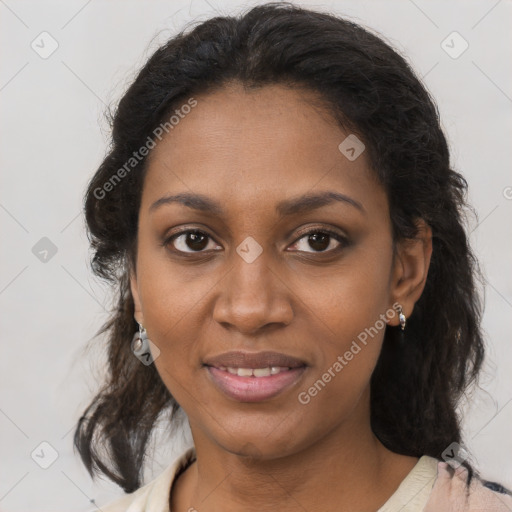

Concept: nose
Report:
left=212, top=249, right=294, bottom=335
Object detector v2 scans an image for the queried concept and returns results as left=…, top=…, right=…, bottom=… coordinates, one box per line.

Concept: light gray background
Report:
left=1, top=0, right=511, bottom=510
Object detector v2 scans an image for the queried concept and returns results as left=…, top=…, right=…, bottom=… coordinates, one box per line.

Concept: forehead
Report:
left=141, top=83, right=385, bottom=218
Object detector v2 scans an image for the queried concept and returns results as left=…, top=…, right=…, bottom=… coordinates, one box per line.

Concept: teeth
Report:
left=253, top=367, right=271, bottom=377
left=219, top=366, right=291, bottom=377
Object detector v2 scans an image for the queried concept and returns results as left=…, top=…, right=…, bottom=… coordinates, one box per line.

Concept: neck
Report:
left=171, top=389, right=418, bottom=512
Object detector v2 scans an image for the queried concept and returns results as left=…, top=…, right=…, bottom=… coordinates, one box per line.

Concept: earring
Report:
left=132, top=322, right=149, bottom=355
left=397, top=305, right=406, bottom=331
left=131, top=322, right=161, bottom=365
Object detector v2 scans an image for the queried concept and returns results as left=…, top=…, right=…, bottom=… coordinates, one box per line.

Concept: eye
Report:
left=289, top=228, right=348, bottom=253
left=164, top=227, right=348, bottom=256
left=165, top=230, right=221, bottom=254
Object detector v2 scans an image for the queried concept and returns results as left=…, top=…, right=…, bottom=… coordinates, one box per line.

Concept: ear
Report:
left=130, top=267, right=144, bottom=325
left=388, top=219, right=433, bottom=326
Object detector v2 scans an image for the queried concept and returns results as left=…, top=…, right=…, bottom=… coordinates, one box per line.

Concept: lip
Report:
left=203, top=350, right=307, bottom=369
left=206, top=365, right=307, bottom=402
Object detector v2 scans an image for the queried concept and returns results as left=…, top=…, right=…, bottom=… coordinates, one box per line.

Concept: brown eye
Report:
left=290, top=229, right=347, bottom=253
left=166, top=230, right=220, bottom=253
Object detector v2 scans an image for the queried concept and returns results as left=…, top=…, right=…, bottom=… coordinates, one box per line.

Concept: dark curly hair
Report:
left=74, top=2, right=492, bottom=495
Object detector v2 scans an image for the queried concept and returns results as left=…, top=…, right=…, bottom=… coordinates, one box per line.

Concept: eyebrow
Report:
left=149, top=190, right=365, bottom=217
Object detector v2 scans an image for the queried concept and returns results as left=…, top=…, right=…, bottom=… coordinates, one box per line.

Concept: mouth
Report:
left=202, top=350, right=308, bottom=402
left=206, top=365, right=298, bottom=377
left=203, top=350, right=307, bottom=370
left=203, top=363, right=307, bottom=402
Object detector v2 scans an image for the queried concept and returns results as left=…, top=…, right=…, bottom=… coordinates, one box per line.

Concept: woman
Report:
left=75, top=3, right=512, bottom=511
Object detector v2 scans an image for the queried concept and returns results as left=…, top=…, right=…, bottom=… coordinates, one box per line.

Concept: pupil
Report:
left=187, top=232, right=208, bottom=251
left=309, top=233, right=329, bottom=251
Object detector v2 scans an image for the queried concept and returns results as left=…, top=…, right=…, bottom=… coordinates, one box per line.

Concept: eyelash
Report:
left=162, top=226, right=349, bottom=256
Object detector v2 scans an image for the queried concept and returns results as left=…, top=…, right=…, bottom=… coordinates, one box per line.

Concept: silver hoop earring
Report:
left=398, top=306, right=406, bottom=331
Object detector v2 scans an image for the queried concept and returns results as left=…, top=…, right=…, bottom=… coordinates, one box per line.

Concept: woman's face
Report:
left=130, top=82, right=430, bottom=458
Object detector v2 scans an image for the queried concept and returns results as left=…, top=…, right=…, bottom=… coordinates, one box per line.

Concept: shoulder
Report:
left=424, top=461, right=512, bottom=512
left=86, top=445, right=197, bottom=512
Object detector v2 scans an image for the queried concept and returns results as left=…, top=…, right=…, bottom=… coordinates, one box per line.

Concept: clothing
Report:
left=94, top=445, right=512, bottom=512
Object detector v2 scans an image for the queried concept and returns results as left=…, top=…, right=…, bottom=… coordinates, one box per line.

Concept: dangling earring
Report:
left=397, top=305, right=406, bottom=331
left=132, top=322, right=149, bottom=356
left=131, top=322, right=160, bottom=365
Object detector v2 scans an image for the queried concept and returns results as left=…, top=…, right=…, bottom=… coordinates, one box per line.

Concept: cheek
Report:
left=134, top=246, right=199, bottom=370
left=136, top=233, right=213, bottom=330
left=328, top=274, right=391, bottom=346
left=296, top=307, right=386, bottom=425
left=305, top=242, right=393, bottom=344
left=296, top=246, right=393, bottom=404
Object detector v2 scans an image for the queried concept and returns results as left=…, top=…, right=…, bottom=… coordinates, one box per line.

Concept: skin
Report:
left=130, top=82, right=433, bottom=512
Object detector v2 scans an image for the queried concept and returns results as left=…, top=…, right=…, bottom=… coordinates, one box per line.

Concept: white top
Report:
left=92, top=445, right=512, bottom=512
